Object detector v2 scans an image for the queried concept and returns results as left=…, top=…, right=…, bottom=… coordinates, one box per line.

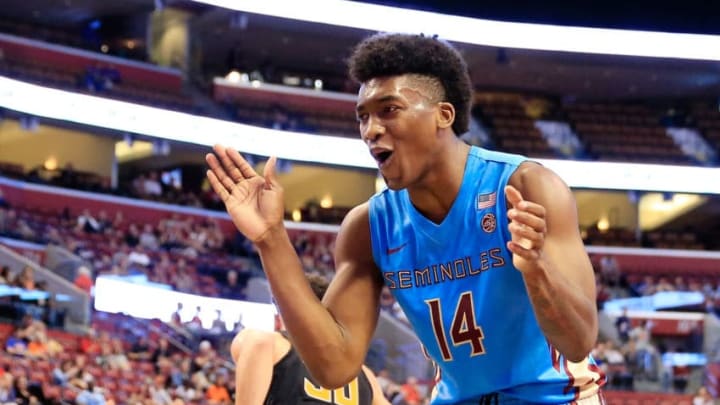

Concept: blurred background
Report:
left=0, top=1, right=720, bottom=404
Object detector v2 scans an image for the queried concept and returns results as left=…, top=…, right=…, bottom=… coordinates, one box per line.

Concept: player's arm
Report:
left=507, top=162, right=597, bottom=362
left=361, top=365, right=392, bottom=405
left=257, top=203, right=384, bottom=388
left=230, top=329, right=275, bottom=405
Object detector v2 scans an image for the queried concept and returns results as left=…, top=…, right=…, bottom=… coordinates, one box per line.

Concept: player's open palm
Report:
left=205, top=145, right=284, bottom=243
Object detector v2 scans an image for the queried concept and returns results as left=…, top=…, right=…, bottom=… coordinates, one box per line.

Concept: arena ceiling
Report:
left=0, top=0, right=719, bottom=100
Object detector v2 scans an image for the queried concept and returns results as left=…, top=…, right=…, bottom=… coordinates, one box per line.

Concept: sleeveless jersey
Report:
left=368, top=146, right=604, bottom=404
left=264, top=344, right=374, bottom=405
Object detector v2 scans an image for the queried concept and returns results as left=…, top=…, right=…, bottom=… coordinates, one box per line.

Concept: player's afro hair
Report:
left=348, top=33, right=473, bottom=136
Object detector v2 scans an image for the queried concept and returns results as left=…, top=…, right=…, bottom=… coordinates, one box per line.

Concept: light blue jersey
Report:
left=368, top=147, right=604, bottom=404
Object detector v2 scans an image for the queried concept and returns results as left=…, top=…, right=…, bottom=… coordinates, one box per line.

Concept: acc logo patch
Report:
left=481, top=213, right=496, bottom=233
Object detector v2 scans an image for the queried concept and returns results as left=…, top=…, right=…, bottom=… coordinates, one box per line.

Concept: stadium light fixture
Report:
left=1, top=76, right=720, bottom=194
left=192, top=0, right=720, bottom=61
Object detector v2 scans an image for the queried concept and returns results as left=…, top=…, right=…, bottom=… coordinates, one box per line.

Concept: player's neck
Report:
left=407, top=140, right=471, bottom=224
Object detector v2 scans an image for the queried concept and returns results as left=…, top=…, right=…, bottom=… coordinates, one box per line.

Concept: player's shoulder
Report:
left=339, top=202, right=371, bottom=236
left=231, top=329, right=278, bottom=352
left=509, top=161, right=569, bottom=196
left=336, top=202, right=375, bottom=262
left=472, top=146, right=526, bottom=166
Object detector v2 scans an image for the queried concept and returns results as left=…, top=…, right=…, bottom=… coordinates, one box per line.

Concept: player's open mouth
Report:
left=370, top=147, right=394, bottom=168
left=376, top=151, right=393, bottom=166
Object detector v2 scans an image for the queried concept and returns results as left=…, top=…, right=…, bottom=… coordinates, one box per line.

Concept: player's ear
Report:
left=436, top=102, right=455, bottom=130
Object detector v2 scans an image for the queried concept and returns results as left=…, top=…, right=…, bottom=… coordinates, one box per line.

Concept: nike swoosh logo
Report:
left=386, top=243, right=407, bottom=255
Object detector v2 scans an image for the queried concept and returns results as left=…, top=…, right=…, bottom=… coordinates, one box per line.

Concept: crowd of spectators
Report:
left=1, top=310, right=236, bottom=405
left=0, top=197, right=254, bottom=301
left=0, top=263, right=65, bottom=328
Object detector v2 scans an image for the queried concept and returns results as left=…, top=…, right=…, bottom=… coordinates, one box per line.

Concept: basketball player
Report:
left=230, top=273, right=390, bottom=405
left=207, top=33, right=604, bottom=403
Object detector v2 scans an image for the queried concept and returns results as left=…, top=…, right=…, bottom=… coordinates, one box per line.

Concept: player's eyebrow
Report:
left=356, top=95, right=403, bottom=113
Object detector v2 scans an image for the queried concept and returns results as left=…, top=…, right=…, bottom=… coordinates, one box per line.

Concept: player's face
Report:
left=356, top=75, right=441, bottom=190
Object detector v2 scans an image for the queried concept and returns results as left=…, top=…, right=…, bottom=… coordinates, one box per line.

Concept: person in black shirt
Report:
left=230, top=273, right=389, bottom=405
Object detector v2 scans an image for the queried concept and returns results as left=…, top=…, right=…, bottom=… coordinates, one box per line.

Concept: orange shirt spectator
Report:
left=73, top=267, right=93, bottom=294
left=401, top=376, right=422, bottom=405
left=27, top=340, right=47, bottom=358
left=79, top=332, right=101, bottom=355
left=206, top=374, right=231, bottom=404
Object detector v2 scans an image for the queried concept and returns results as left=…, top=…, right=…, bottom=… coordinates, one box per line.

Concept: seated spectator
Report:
left=72, top=355, right=95, bottom=390
left=152, top=338, right=175, bottom=372
left=138, top=224, right=159, bottom=250
left=205, top=372, right=231, bottom=404
left=128, top=335, right=152, bottom=361
left=79, top=330, right=102, bottom=356
left=0, top=265, right=10, bottom=284
left=174, top=379, right=198, bottom=403
left=13, top=375, right=45, bottom=405
left=105, top=339, right=131, bottom=371
left=76, top=381, right=105, bottom=405
left=77, top=209, right=104, bottom=234
left=191, top=340, right=215, bottom=386
left=399, top=376, right=422, bottom=405
left=656, top=277, right=675, bottom=292
left=693, top=386, right=714, bottom=405
left=5, top=331, right=27, bottom=356
left=149, top=375, right=172, bottom=405
left=599, top=255, right=622, bottom=287
left=0, top=372, right=16, bottom=404
left=25, top=335, right=48, bottom=359
left=143, top=172, right=164, bottom=198
left=173, top=262, right=194, bottom=293
left=74, top=266, right=94, bottom=295
left=13, top=266, right=36, bottom=291
left=219, top=270, right=246, bottom=300
left=16, top=314, right=46, bottom=343
left=52, top=360, right=77, bottom=387
left=600, top=340, right=633, bottom=390
left=124, top=224, right=140, bottom=247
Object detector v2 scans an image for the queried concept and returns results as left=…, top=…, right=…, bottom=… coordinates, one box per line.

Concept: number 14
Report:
left=426, top=291, right=486, bottom=361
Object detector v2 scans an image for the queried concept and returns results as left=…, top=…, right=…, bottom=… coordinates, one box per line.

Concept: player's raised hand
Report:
left=206, top=145, right=284, bottom=243
left=505, top=185, right=547, bottom=273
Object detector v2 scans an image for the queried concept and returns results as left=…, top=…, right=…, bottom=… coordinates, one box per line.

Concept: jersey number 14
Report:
left=426, top=291, right=486, bottom=361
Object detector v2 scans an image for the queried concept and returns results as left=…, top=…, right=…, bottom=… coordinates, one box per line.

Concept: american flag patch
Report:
left=476, top=192, right=497, bottom=210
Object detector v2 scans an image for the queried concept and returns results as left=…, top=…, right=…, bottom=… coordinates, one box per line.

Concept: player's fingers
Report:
left=506, top=241, right=540, bottom=261
left=507, top=209, right=546, bottom=233
left=504, top=185, right=523, bottom=208
left=213, top=144, right=246, bottom=183
left=516, top=200, right=546, bottom=218
left=206, top=153, right=228, bottom=177
left=263, top=156, right=278, bottom=189
left=226, top=147, right=259, bottom=180
left=509, top=222, right=544, bottom=245
left=206, top=170, right=230, bottom=202
left=207, top=152, right=239, bottom=192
